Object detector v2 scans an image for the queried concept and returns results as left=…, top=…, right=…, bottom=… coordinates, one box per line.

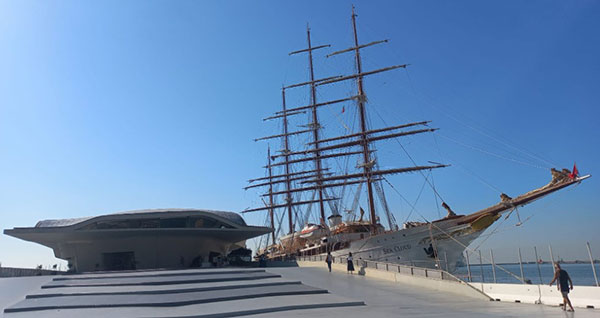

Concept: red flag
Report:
left=569, top=163, right=579, bottom=179
left=341, top=106, right=345, bottom=113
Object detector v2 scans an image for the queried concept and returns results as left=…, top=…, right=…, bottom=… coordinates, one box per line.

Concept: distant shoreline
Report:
left=463, top=260, right=599, bottom=266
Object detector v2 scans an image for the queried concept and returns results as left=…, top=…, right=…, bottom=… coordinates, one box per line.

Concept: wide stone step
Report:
left=52, top=268, right=267, bottom=281
left=27, top=277, right=289, bottom=296
left=6, top=284, right=327, bottom=313
left=3, top=268, right=365, bottom=317
left=28, top=280, right=302, bottom=298
left=42, top=271, right=279, bottom=288
left=4, top=294, right=365, bottom=318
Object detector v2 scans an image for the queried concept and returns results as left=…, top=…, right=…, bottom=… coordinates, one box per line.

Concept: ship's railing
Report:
left=298, top=255, right=461, bottom=282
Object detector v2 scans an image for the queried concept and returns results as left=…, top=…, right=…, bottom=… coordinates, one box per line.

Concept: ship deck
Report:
left=1, top=266, right=597, bottom=318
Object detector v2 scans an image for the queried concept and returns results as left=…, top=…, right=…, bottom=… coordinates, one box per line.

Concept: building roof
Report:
left=33, top=208, right=247, bottom=228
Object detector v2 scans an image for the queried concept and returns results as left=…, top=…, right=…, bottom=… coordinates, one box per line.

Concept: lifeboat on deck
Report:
left=298, top=224, right=328, bottom=242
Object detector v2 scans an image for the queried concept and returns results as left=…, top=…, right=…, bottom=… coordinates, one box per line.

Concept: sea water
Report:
left=454, top=263, right=599, bottom=286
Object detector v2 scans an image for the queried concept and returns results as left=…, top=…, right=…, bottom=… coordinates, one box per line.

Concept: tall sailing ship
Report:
left=243, top=7, right=590, bottom=272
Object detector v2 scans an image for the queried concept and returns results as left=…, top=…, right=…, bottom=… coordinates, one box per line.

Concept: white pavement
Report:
left=263, top=266, right=600, bottom=318
left=1, top=268, right=362, bottom=318
left=1, top=266, right=598, bottom=318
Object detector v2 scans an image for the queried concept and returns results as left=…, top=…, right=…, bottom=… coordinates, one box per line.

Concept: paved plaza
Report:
left=1, top=266, right=598, bottom=317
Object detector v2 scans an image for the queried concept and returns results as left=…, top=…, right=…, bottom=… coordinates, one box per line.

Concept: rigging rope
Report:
left=437, top=133, right=547, bottom=170
left=445, top=155, right=504, bottom=194
left=427, top=223, right=442, bottom=269
left=343, top=40, right=534, bottom=282
left=348, top=182, right=362, bottom=221
left=370, top=105, right=448, bottom=204
left=324, top=188, right=339, bottom=216
left=274, top=203, right=286, bottom=239
left=426, top=212, right=528, bottom=284
left=391, top=166, right=537, bottom=284
left=430, top=172, right=442, bottom=219
left=403, top=68, right=558, bottom=169
left=303, top=190, right=317, bottom=225
left=258, top=210, right=270, bottom=249
left=393, top=179, right=528, bottom=284
left=373, top=178, right=397, bottom=229
left=472, top=183, right=581, bottom=252
left=470, top=209, right=513, bottom=251
left=382, top=176, right=430, bottom=224
left=403, top=172, right=430, bottom=223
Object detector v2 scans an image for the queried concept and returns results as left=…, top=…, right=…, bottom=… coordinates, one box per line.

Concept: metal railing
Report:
left=461, top=242, right=600, bottom=287
left=298, top=255, right=461, bottom=282
left=0, top=267, right=63, bottom=277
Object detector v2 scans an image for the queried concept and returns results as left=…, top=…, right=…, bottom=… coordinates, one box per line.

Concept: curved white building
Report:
left=4, top=209, right=271, bottom=272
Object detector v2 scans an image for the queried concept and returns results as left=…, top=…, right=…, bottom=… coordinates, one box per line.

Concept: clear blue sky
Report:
left=1, top=1, right=598, bottom=268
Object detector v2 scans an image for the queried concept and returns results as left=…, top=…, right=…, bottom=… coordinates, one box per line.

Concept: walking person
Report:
left=326, top=251, right=333, bottom=272
left=549, top=263, right=574, bottom=311
left=347, top=252, right=355, bottom=274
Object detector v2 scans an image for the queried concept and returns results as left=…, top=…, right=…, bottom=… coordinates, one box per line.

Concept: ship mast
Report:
left=266, top=146, right=276, bottom=244
left=245, top=7, right=448, bottom=241
left=351, top=6, right=377, bottom=225
left=290, top=25, right=328, bottom=223
left=281, top=88, right=294, bottom=234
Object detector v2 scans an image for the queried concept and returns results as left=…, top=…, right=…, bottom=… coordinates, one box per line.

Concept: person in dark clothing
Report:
left=347, top=252, right=355, bottom=274
left=423, top=243, right=437, bottom=258
left=549, top=263, right=574, bottom=311
left=326, top=252, right=333, bottom=272
left=258, top=254, right=267, bottom=268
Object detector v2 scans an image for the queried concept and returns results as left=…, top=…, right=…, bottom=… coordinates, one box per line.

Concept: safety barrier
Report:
left=297, top=255, right=599, bottom=309
left=298, top=255, right=458, bottom=282
left=297, top=255, right=491, bottom=300
left=0, top=267, right=63, bottom=278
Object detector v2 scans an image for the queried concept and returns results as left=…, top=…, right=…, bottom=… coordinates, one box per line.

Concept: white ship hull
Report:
left=321, top=175, right=590, bottom=272
left=329, top=220, right=482, bottom=272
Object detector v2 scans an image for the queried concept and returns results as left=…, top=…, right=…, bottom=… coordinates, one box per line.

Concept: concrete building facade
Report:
left=4, top=209, right=271, bottom=272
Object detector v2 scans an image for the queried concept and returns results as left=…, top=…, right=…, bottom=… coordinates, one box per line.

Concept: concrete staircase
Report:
left=3, top=268, right=364, bottom=317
